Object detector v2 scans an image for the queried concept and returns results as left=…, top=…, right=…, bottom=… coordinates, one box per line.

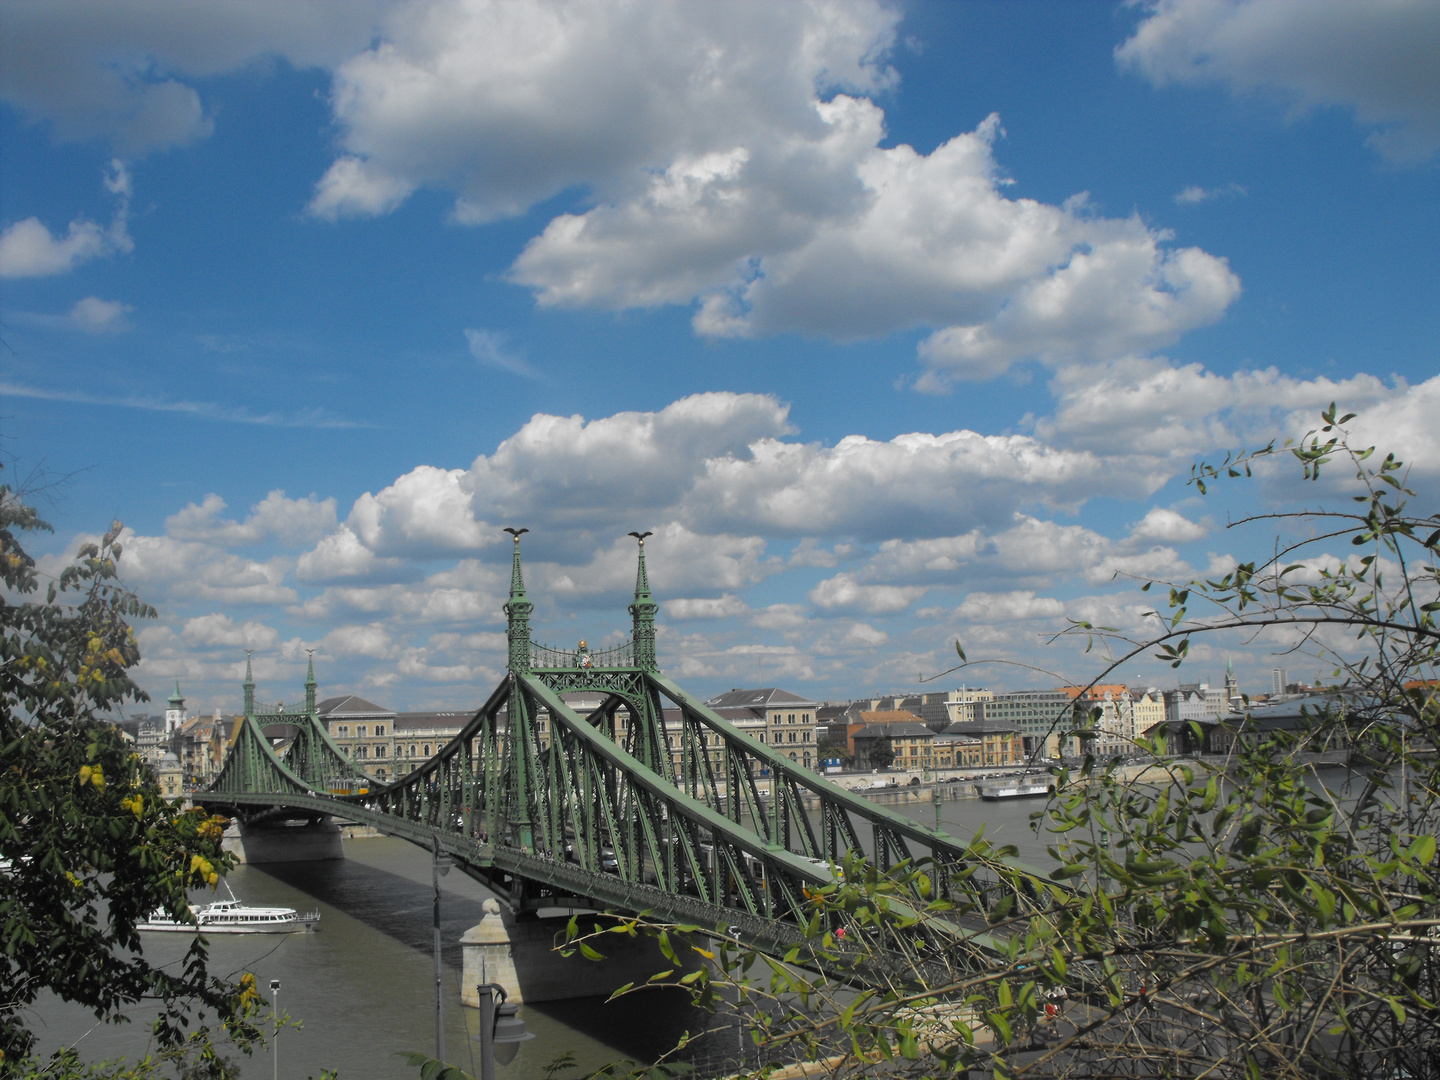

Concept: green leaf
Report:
left=1408, top=834, right=1436, bottom=866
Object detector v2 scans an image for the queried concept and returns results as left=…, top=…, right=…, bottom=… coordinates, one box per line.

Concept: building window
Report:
left=337, top=725, right=350, bottom=737
left=375, top=724, right=386, bottom=737
left=409, top=744, right=417, bottom=757
left=355, top=746, right=368, bottom=759
left=374, top=745, right=387, bottom=758
left=423, top=743, right=431, bottom=756
left=789, top=752, right=797, bottom=762
left=357, top=725, right=368, bottom=737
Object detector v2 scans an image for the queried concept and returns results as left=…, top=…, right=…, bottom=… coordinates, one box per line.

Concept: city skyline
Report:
left=3, top=1, right=1436, bottom=714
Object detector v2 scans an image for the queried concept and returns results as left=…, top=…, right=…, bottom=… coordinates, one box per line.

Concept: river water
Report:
left=27, top=791, right=1050, bottom=1079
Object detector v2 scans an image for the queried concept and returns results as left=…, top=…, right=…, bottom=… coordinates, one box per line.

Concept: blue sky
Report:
left=2, top=0, right=1437, bottom=716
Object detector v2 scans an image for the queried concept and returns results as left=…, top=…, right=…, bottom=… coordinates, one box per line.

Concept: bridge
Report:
left=202, top=533, right=1037, bottom=958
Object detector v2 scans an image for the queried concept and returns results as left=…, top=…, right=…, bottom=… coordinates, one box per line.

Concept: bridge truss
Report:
left=204, top=534, right=1041, bottom=953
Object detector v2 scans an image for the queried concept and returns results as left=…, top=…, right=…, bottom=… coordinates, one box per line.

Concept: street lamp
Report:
left=433, top=839, right=454, bottom=1061
left=474, top=983, right=533, bottom=1080
left=269, top=980, right=280, bottom=1080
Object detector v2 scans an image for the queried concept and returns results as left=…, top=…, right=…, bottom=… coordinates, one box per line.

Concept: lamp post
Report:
left=433, top=839, right=454, bottom=1061
left=474, top=983, right=534, bottom=1080
left=269, top=980, right=280, bottom=1080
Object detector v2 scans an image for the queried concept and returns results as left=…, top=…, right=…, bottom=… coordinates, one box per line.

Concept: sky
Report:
left=2, top=0, right=1437, bottom=718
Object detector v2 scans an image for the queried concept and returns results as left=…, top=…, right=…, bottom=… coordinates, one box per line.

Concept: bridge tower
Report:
left=628, top=531, right=658, bottom=671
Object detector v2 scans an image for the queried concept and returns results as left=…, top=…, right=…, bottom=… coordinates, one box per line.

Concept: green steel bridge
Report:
left=202, top=534, right=1036, bottom=957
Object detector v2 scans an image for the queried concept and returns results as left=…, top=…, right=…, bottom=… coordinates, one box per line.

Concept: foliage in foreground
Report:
left=563, top=408, right=1440, bottom=1078
left=1, top=472, right=262, bottom=1073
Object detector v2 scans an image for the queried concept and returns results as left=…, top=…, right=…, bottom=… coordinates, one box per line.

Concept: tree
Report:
left=566, top=406, right=1440, bottom=1078
left=867, top=742, right=896, bottom=771
left=0, top=472, right=261, bottom=1070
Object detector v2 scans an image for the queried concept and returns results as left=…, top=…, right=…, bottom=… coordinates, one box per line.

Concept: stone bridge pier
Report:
left=222, top=815, right=345, bottom=864
left=460, top=898, right=687, bottom=1005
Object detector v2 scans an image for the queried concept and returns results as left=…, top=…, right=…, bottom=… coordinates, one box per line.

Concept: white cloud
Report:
left=955, top=590, right=1067, bottom=623
left=1119, top=0, right=1440, bottom=162
left=308, top=0, right=899, bottom=222
left=1128, top=507, right=1207, bottom=544
left=93, top=531, right=298, bottom=606
left=809, top=573, right=927, bottom=614
left=166, top=490, right=338, bottom=546
left=464, top=328, right=539, bottom=379
left=319, top=623, right=396, bottom=659
left=0, top=1, right=384, bottom=155
left=69, top=296, right=132, bottom=333
left=688, top=427, right=1163, bottom=539
left=180, top=613, right=281, bottom=650
left=514, top=106, right=1240, bottom=383
left=0, top=161, right=131, bottom=278
left=295, top=526, right=404, bottom=582
left=665, top=594, right=750, bottom=620
left=1035, top=356, right=1403, bottom=461
left=1174, top=182, right=1247, bottom=205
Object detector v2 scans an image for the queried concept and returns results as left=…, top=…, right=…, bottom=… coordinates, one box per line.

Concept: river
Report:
left=26, top=791, right=1051, bottom=1079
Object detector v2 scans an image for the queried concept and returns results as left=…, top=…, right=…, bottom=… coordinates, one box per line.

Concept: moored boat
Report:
left=139, top=885, right=319, bottom=934
left=975, top=777, right=1054, bottom=800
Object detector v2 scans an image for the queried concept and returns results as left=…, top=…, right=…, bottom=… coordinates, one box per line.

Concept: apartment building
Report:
left=702, top=687, right=819, bottom=769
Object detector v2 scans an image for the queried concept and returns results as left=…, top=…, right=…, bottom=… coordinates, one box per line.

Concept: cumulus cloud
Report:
left=0, top=1, right=384, bottom=155
left=514, top=106, right=1239, bottom=384
left=1128, top=507, right=1207, bottom=544
left=665, top=595, right=750, bottom=620
left=91, top=380, right=1440, bottom=711
left=181, top=613, right=281, bottom=650
left=956, top=590, right=1067, bottom=623
left=90, top=531, right=298, bottom=606
left=308, top=0, right=899, bottom=222
left=287, top=0, right=1237, bottom=379
left=809, top=573, right=927, bottom=614
left=1119, top=0, right=1440, bottom=162
left=1035, top=356, right=1405, bottom=461
left=0, top=161, right=132, bottom=278
left=166, top=490, right=338, bottom=546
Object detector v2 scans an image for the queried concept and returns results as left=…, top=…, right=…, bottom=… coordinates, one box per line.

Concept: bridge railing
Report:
left=531, top=639, right=634, bottom=669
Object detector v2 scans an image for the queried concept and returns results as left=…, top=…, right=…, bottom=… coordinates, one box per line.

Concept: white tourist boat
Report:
left=975, top=776, right=1054, bottom=801
left=139, top=884, right=320, bottom=934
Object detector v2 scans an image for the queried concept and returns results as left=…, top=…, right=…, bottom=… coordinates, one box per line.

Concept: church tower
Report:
left=165, top=680, right=186, bottom=736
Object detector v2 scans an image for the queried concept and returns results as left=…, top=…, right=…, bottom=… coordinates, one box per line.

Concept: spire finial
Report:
left=628, top=531, right=658, bottom=671
left=243, top=652, right=255, bottom=717
left=305, top=648, right=317, bottom=714
left=503, top=528, right=534, bottom=672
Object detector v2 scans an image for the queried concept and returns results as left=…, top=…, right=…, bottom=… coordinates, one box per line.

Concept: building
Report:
left=1128, top=687, right=1167, bottom=740
left=701, top=687, right=819, bottom=769
left=936, top=716, right=1025, bottom=768
left=164, top=680, right=187, bottom=738
left=318, top=694, right=401, bottom=781
left=175, top=714, right=228, bottom=787
left=1065, top=685, right=1136, bottom=757
left=851, top=716, right=933, bottom=770
left=976, top=690, right=1075, bottom=755
left=1164, top=682, right=1227, bottom=728
left=941, top=688, right=995, bottom=728
left=154, top=751, right=184, bottom=799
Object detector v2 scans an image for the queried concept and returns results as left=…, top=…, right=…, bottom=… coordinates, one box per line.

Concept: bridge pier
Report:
left=460, top=899, right=681, bottom=1005
left=225, top=815, right=345, bottom=864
